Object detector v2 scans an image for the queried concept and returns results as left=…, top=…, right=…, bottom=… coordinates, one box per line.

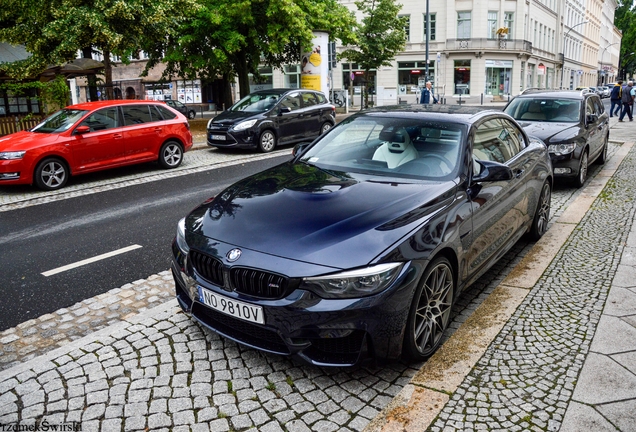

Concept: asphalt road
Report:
left=0, top=154, right=290, bottom=330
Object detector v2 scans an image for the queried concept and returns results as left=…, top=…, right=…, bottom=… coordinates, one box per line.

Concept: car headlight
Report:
left=300, top=262, right=404, bottom=299
left=232, top=119, right=258, bottom=131
left=207, top=119, right=214, bottom=129
left=547, top=143, right=576, bottom=156
left=0, top=151, right=26, bottom=160
left=176, top=217, right=190, bottom=254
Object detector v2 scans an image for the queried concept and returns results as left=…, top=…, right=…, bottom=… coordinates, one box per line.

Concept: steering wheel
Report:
left=421, top=154, right=454, bottom=175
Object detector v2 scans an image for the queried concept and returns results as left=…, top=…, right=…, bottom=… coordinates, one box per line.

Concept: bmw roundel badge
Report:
left=227, top=248, right=242, bottom=262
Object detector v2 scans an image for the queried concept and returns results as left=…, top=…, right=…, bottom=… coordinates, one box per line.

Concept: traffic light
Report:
left=329, top=41, right=337, bottom=69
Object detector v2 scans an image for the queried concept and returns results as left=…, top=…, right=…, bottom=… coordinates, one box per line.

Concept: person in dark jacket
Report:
left=420, top=82, right=438, bottom=104
left=619, top=81, right=634, bottom=122
left=609, top=80, right=623, bottom=117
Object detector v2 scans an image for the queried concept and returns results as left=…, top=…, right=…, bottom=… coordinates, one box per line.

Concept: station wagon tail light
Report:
left=301, top=262, right=404, bottom=299
left=547, top=143, right=576, bottom=155
left=0, top=151, right=26, bottom=160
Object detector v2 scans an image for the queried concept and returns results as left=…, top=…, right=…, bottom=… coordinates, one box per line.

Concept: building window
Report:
left=488, top=12, right=498, bottom=39
left=398, top=61, right=434, bottom=96
left=485, top=60, right=512, bottom=96
left=454, top=60, right=471, bottom=95
left=248, top=67, right=273, bottom=93
left=457, top=12, right=471, bottom=39
left=423, top=13, right=436, bottom=41
left=504, top=13, right=514, bottom=39
left=0, top=88, right=40, bottom=116
left=284, top=65, right=300, bottom=88
left=400, top=15, right=411, bottom=41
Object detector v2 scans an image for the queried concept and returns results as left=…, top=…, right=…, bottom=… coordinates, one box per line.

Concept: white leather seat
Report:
left=372, top=129, right=419, bottom=169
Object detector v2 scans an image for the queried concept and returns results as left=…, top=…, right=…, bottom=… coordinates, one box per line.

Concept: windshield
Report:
left=31, top=109, right=88, bottom=133
left=299, top=115, right=465, bottom=181
left=229, top=93, right=281, bottom=113
left=505, top=98, right=580, bottom=123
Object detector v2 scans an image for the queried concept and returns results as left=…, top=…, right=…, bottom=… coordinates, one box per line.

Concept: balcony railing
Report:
left=446, top=38, right=533, bottom=53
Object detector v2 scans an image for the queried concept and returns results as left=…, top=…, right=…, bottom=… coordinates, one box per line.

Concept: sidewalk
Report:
left=0, top=118, right=634, bottom=432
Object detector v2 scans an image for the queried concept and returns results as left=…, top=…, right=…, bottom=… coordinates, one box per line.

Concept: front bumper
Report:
left=206, top=128, right=258, bottom=149
left=170, top=240, right=418, bottom=366
left=549, top=151, right=581, bottom=177
left=0, top=159, right=29, bottom=184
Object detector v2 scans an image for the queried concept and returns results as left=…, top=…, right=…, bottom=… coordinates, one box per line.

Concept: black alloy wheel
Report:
left=529, top=180, right=551, bottom=240
left=258, top=130, right=276, bottom=153
left=159, top=141, right=183, bottom=168
left=404, top=256, right=455, bottom=361
left=573, top=149, right=589, bottom=188
left=34, top=157, right=68, bottom=191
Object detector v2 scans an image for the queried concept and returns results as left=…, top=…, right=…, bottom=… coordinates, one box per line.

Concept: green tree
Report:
left=143, top=0, right=357, bottom=107
left=0, top=0, right=194, bottom=100
left=615, top=2, right=636, bottom=79
left=339, top=0, right=406, bottom=107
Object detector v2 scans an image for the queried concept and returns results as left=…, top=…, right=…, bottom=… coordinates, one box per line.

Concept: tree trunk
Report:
left=222, top=73, right=233, bottom=110
left=103, top=49, right=114, bottom=100
left=235, top=50, right=251, bottom=99
left=82, top=47, right=99, bottom=102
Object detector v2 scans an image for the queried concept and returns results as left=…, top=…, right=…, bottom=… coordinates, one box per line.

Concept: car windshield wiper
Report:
left=298, top=159, right=349, bottom=180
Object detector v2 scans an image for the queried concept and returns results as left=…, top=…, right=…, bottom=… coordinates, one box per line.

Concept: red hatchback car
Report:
left=0, top=100, right=193, bottom=190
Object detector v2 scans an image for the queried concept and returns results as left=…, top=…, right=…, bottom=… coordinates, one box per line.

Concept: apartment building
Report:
left=67, top=0, right=621, bottom=107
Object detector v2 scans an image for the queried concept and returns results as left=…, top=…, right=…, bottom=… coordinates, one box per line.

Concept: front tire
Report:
left=573, top=149, right=588, bottom=188
left=34, top=158, right=68, bottom=191
left=320, top=122, right=333, bottom=135
left=403, top=256, right=455, bottom=361
left=529, top=180, right=551, bottom=240
left=258, top=130, right=276, bottom=153
left=159, top=141, right=183, bottom=169
left=188, top=110, right=196, bottom=119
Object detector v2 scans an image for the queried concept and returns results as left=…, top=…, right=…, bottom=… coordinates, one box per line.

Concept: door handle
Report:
left=113, top=133, right=123, bottom=139
left=154, top=127, right=162, bottom=133
left=515, top=169, right=525, bottom=178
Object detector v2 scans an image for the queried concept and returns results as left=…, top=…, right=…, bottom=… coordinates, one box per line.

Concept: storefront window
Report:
left=454, top=60, right=471, bottom=95
left=176, top=79, right=202, bottom=103
left=284, top=65, right=300, bottom=88
left=342, top=65, right=376, bottom=97
left=485, top=60, right=512, bottom=96
left=397, top=61, right=434, bottom=96
left=526, top=64, right=535, bottom=89
left=457, top=12, right=471, bottom=39
left=247, top=67, right=273, bottom=93
left=144, top=83, right=172, bottom=101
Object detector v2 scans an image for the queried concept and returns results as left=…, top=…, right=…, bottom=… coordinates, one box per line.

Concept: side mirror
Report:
left=74, top=125, right=90, bottom=135
left=472, top=160, right=513, bottom=182
left=292, top=142, right=310, bottom=157
left=585, top=114, right=598, bottom=125
left=279, top=107, right=292, bottom=115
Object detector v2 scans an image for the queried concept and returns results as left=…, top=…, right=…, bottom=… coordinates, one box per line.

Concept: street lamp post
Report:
left=560, top=21, right=589, bottom=90
left=600, top=42, right=619, bottom=85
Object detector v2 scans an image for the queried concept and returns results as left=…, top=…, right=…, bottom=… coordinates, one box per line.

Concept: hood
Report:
left=517, top=121, right=581, bottom=144
left=187, top=162, right=457, bottom=269
left=211, top=110, right=264, bottom=125
left=0, top=130, right=62, bottom=151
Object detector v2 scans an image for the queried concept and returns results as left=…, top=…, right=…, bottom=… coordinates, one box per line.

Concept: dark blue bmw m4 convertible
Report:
left=171, top=105, right=553, bottom=366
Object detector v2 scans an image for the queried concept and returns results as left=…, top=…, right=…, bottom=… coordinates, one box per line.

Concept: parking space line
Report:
left=41, top=244, right=143, bottom=277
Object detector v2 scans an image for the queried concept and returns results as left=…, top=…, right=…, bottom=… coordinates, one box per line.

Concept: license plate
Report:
left=210, top=134, right=226, bottom=141
left=198, top=286, right=264, bottom=324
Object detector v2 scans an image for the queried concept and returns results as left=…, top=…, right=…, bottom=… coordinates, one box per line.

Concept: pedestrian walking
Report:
left=609, top=80, right=623, bottom=117
left=420, top=81, right=438, bottom=104
left=619, top=81, right=634, bottom=122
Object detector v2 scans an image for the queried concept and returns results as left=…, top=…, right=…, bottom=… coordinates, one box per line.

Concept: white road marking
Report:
left=41, top=244, right=143, bottom=277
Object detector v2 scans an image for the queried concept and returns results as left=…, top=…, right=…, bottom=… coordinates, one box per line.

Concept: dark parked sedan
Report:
left=504, top=90, right=609, bottom=187
left=172, top=105, right=552, bottom=366
left=165, top=99, right=197, bottom=119
left=206, top=88, right=336, bottom=152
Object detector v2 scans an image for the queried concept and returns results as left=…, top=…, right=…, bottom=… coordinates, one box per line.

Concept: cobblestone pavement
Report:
left=428, top=145, right=636, bottom=431
left=0, top=134, right=625, bottom=432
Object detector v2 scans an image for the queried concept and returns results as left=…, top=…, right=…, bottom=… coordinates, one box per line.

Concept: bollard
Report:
left=481, top=93, right=484, bottom=105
